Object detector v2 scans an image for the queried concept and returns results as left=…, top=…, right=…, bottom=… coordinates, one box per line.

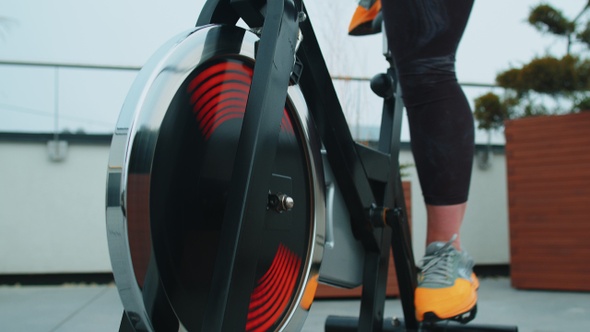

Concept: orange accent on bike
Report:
left=348, top=0, right=382, bottom=36
left=300, top=274, right=318, bottom=310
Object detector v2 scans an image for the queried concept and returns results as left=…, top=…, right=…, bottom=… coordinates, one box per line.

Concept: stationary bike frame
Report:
left=109, top=0, right=518, bottom=331
left=195, top=0, right=417, bottom=329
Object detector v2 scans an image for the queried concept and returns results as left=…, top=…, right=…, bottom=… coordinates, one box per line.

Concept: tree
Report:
left=474, top=2, right=590, bottom=131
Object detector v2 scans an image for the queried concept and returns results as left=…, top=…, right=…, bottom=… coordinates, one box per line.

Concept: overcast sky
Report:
left=1, top=0, right=588, bottom=143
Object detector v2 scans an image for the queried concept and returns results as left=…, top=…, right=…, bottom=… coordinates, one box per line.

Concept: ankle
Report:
left=426, top=234, right=461, bottom=251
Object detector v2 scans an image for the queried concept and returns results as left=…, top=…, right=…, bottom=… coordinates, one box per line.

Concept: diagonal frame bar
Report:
left=198, top=0, right=300, bottom=330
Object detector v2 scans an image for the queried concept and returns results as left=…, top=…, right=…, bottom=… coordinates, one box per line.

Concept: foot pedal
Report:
left=423, top=304, right=477, bottom=325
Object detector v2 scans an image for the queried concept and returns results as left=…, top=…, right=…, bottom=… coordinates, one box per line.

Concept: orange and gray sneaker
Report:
left=415, top=235, right=479, bottom=324
left=348, top=0, right=382, bottom=36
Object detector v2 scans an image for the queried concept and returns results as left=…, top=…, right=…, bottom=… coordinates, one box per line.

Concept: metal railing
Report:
left=0, top=60, right=498, bottom=136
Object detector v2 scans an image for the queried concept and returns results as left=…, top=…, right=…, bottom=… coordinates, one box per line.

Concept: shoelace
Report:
left=419, top=235, right=458, bottom=285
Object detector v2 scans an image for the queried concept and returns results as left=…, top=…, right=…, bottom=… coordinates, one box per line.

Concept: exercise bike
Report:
left=106, top=0, right=519, bottom=331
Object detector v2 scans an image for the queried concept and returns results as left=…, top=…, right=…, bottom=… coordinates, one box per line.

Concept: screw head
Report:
left=280, top=194, right=294, bottom=211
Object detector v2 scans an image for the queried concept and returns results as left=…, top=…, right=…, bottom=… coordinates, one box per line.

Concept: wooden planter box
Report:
left=315, top=181, right=411, bottom=298
left=505, top=112, right=590, bottom=291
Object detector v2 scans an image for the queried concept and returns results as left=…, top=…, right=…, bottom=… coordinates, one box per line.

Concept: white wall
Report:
left=0, top=140, right=111, bottom=274
left=0, top=138, right=509, bottom=274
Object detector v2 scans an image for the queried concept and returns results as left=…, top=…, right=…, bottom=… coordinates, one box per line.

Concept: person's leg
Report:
left=381, top=0, right=478, bottom=323
left=381, top=0, right=475, bottom=248
left=404, top=77, right=474, bottom=250
left=426, top=202, right=466, bottom=249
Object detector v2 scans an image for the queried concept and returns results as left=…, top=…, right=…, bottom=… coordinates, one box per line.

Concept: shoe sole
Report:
left=422, top=303, right=478, bottom=324
left=420, top=275, right=479, bottom=324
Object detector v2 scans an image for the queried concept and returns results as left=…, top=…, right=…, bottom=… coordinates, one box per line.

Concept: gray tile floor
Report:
left=0, top=277, right=588, bottom=332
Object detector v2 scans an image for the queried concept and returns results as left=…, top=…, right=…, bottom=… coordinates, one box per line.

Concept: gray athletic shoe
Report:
left=415, top=235, right=479, bottom=323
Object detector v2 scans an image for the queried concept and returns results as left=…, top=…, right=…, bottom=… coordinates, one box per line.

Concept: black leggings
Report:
left=381, top=0, right=475, bottom=205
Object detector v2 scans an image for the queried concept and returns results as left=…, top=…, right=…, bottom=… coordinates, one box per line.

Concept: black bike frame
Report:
left=196, top=1, right=301, bottom=331
left=196, top=0, right=418, bottom=331
left=180, top=1, right=518, bottom=332
left=295, top=5, right=418, bottom=330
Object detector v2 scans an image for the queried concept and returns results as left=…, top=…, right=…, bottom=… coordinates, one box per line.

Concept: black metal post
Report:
left=197, top=0, right=300, bottom=331
left=297, top=3, right=380, bottom=251
left=385, top=77, right=420, bottom=329
left=357, top=228, right=393, bottom=332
